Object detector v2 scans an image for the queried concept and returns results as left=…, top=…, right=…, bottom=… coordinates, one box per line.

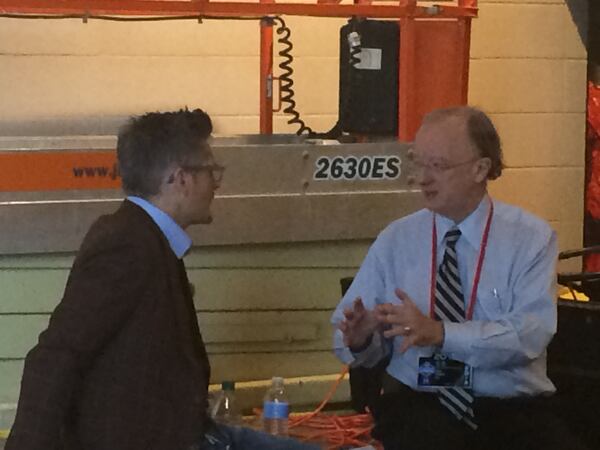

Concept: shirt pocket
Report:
left=476, top=287, right=511, bottom=318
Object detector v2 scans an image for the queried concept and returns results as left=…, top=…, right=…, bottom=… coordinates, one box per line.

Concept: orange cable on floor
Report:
left=255, top=366, right=382, bottom=449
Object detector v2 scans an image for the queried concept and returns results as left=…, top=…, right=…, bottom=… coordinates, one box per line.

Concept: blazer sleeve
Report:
left=6, top=236, right=152, bottom=450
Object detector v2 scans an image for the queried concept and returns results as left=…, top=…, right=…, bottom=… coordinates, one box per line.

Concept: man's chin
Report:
left=190, top=213, right=213, bottom=226
left=199, top=215, right=213, bottom=225
left=422, top=198, right=437, bottom=212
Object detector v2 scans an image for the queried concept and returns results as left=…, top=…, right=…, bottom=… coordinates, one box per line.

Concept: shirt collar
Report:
left=127, top=196, right=192, bottom=259
left=434, top=194, right=492, bottom=251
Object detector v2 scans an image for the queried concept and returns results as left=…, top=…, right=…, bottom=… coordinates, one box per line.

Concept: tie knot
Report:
left=444, top=227, right=461, bottom=247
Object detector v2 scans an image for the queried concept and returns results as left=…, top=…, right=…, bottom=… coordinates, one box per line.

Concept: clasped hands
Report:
left=339, top=288, right=444, bottom=353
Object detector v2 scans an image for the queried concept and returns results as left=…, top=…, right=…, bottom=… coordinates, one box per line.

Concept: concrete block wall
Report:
left=0, top=16, right=344, bottom=134
left=471, top=0, right=587, bottom=259
left=0, top=0, right=588, bottom=416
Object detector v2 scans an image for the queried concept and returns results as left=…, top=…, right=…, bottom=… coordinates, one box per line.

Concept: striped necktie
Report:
left=434, top=227, right=477, bottom=430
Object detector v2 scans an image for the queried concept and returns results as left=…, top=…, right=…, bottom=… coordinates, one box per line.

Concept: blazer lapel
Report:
left=177, top=260, right=210, bottom=371
left=165, top=252, right=210, bottom=377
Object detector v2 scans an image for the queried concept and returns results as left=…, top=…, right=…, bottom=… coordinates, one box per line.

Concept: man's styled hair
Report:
left=117, top=108, right=213, bottom=197
left=422, top=106, right=504, bottom=180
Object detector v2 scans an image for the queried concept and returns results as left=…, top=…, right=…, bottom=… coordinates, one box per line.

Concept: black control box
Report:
left=339, top=20, right=400, bottom=136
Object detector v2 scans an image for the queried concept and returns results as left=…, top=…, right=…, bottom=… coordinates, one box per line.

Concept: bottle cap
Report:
left=222, top=381, right=235, bottom=391
left=272, top=376, right=284, bottom=386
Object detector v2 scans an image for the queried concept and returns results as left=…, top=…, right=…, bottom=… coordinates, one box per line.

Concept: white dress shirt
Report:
left=331, top=195, right=557, bottom=397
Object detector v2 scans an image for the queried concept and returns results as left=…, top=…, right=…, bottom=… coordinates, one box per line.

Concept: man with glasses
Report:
left=331, top=106, right=586, bottom=449
left=7, top=109, right=318, bottom=450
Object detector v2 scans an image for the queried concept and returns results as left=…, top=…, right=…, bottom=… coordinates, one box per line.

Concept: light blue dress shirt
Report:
left=331, top=195, right=558, bottom=398
left=126, top=196, right=192, bottom=259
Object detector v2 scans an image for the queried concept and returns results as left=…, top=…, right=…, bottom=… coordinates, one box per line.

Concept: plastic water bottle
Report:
left=211, top=381, right=242, bottom=426
left=263, top=376, right=289, bottom=436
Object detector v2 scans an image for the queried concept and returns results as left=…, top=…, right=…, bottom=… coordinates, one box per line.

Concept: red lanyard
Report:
left=428, top=200, right=494, bottom=320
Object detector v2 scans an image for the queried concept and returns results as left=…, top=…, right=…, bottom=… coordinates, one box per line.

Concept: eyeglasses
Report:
left=183, top=163, right=225, bottom=183
left=413, top=157, right=478, bottom=175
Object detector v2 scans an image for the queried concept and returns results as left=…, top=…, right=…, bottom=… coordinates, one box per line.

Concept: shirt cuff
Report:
left=350, top=332, right=386, bottom=368
left=349, top=333, right=373, bottom=353
left=441, top=321, right=471, bottom=355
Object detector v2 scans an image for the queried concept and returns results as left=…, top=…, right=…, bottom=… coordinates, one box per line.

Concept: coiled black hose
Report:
left=273, top=16, right=314, bottom=135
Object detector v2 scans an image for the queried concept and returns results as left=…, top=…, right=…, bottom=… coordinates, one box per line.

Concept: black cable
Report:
left=272, top=16, right=313, bottom=136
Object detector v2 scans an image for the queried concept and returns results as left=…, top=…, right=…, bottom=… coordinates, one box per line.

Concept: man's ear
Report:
left=169, top=167, right=187, bottom=187
left=473, top=157, right=491, bottom=183
left=161, top=167, right=186, bottom=196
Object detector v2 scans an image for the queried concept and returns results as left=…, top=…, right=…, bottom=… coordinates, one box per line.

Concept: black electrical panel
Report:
left=339, top=19, right=400, bottom=136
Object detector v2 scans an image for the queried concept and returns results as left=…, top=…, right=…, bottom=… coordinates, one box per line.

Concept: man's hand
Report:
left=374, top=288, right=444, bottom=353
left=339, top=297, right=380, bottom=351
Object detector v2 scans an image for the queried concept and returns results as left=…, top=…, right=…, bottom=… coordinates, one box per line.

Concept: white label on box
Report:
left=356, top=48, right=382, bottom=70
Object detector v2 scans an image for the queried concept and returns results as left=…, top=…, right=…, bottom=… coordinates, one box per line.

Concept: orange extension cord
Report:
left=254, top=366, right=381, bottom=450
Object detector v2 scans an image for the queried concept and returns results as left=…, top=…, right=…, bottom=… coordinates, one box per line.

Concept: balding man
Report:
left=332, top=106, right=587, bottom=450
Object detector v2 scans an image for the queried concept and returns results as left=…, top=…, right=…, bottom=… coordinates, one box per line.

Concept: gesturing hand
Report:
left=339, top=297, right=380, bottom=351
left=374, top=288, right=444, bottom=353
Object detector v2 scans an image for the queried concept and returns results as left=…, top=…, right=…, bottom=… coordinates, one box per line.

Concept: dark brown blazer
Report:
left=7, top=200, right=211, bottom=450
